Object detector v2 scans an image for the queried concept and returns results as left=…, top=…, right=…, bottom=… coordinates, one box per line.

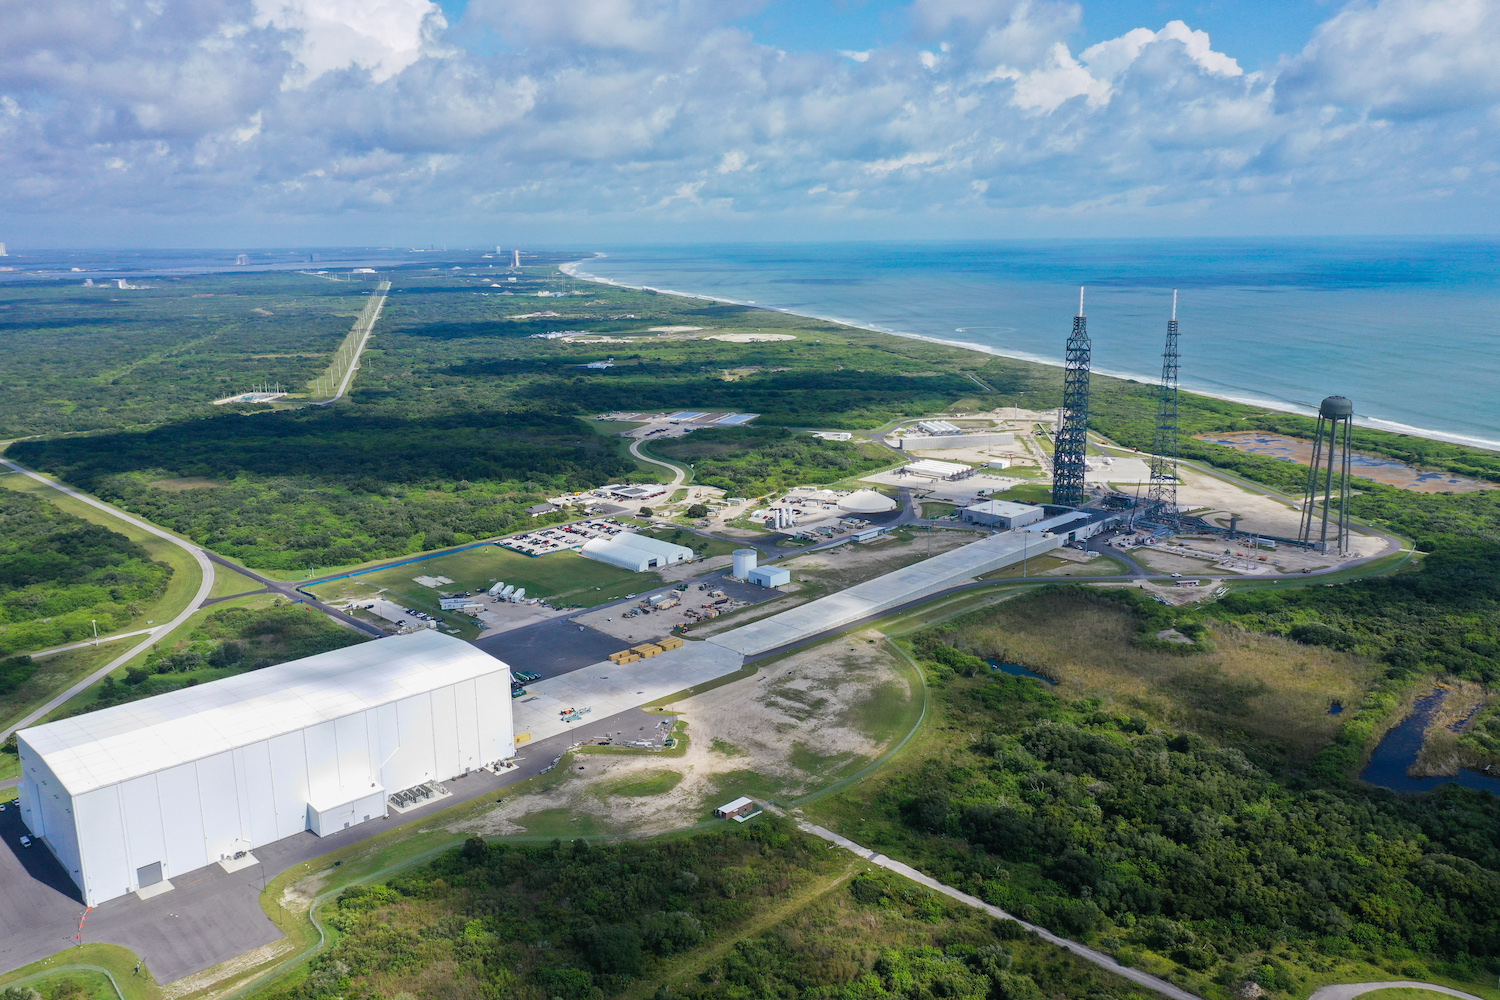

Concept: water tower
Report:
left=1298, top=395, right=1354, bottom=554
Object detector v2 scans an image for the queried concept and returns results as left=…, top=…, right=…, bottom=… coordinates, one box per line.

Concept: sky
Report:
left=2, top=0, right=1499, bottom=246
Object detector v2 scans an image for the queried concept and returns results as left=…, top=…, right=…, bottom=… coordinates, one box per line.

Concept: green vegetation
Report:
left=260, top=820, right=1159, bottom=1000
left=921, top=502, right=958, bottom=518
left=307, top=545, right=651, bottom=612
left=9, top=410, right=635, bottom=570
left=0, top=642, right=120, bottom=736
left=0, top=273, right=372, bottom=438
left=0, top=489, right=172, bottom=655
left=982, top=484, right=1052, bottom=504
left=597, top=768, right=684, bottom=798
left=812, top=664, right=1500, bottom=998
left=638, top=526, right=738, bottom=558
left=909, top=587, right=1370, bottom=769
left=51, top=601, right=368, bottom=720
left=652, top=426, right=893, bottom=496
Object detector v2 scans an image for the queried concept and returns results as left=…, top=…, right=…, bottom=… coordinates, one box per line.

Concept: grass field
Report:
left=0, top=642, right=121, bottom=736
left=982, top=483, right=1053, bottom=503
left=306, top=544, right=655, bottom=613
left=0, top=471, right=204, bottom=637
left=639, top=525, right=740, bottom=557
left=926, top=588, right=1375, bottom=768
left=596, top=767, right=684, bottom=798
left=920, top=501, right=957, bottom=518
left=208, top=565, right=267, bottom=599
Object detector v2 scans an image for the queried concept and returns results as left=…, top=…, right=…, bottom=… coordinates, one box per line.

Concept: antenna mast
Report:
left=1053, top=287, right=1091, bottom=507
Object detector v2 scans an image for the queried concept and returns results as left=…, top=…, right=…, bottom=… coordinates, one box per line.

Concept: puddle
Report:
left=1360, top=689, right=1500, bottom=795
left=986, top=659, right=1057, bottom=685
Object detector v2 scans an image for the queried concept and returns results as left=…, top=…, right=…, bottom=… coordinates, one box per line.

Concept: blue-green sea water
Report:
left=571, top=240, right=1500, bottom=450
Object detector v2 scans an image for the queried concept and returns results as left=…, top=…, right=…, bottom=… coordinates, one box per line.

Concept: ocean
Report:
left=570, top=240, right=1500, bottom=450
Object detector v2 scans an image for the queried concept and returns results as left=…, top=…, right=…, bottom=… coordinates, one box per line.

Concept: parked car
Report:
left=19, top=835, right=32, bottom=848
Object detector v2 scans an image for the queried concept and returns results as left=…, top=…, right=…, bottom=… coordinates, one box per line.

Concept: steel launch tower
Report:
left=1144, top=290, right=1181, bottom=521
left=1052, top=288, right=1091, bottom=507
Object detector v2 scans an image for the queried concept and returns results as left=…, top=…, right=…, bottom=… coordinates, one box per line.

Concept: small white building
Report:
left=16, top=631, right=514, bottom=906
left=747, top=566, right=790, bottom=588
left=902, top=459, right=970, bottom=479
left=961, top=500, right=1047, bottom=530
left=580, top=531, right=694, bottom=572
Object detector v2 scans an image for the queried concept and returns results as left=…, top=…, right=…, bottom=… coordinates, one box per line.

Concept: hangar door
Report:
left=137, top=861, right=163, bottom=887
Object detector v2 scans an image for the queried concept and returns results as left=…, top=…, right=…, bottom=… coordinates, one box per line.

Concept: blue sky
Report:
left=1, top=0, right=1497, bottom=245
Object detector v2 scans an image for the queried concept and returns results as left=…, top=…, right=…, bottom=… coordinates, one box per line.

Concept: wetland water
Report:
left=1360, top=689, right=1500, bottom=795
left=986, top=659, right=1056, bottom=685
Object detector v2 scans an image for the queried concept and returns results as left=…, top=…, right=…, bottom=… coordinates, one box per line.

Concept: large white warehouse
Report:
left=16, top=630, right=513, bottom=906
left=580, top=531, right=694, bottom=572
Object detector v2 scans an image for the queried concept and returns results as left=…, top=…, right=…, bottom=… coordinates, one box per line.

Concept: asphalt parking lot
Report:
left=473, top=574, right=772, bottom=679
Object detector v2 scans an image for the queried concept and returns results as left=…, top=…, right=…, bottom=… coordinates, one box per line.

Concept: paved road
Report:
left=23, top=628, right=160, bottom=660
left=201, top=553, right=385, bottom=637
left=790, top=816, right=1203, bottom=1000
left=0, top=461, right=216, bottom=743
left=311, top=280, right=389, bottom=405
left=629, top=435, right=686, bottom=486
left=1307, top=984, right=1486, bottom=1000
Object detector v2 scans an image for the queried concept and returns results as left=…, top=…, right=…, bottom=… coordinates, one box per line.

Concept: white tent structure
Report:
left=580, top=531, right=694, bottom=572
left=837, top=490, right=898, bottom=514
left=16, top=630, right=513, bottom=906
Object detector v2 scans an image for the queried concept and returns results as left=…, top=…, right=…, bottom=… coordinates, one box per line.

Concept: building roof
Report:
left=18, top=630, right=507, bottom=796
left=904, top=459, right=970, bottom=477
left=717, top=796, right=754, bottom=812
left=964, top=499, right=1039, bottom=517
left=581, top=531, right=694, bottom=564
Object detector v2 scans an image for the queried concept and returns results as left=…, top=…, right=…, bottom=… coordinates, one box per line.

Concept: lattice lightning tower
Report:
left=1145, top=290, right=1181, bottom=520
left=1052, top=287, right=1091, bottom=507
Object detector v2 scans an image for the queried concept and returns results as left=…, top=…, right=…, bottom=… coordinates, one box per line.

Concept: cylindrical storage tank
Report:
left=1319, top=395, right=1353, bottom=418
left=733, top=549, right=758, bottom=578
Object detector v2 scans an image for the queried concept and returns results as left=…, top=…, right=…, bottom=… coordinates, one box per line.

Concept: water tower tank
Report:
left=1319, top=395, right=1353, bottom=418
left=733, top=549, right=758, bottom=578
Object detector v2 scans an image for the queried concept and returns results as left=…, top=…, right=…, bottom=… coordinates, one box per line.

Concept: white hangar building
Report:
left=16, top=630, right=514, bottom=906
left=580, top=531, right=694, bottom=572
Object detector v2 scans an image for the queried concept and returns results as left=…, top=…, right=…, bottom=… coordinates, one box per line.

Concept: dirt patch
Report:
left=780, top=531, right=975, bottom=591
left=706, top=333, right=797, bottom=342
left=1199, top=431, right=1495, bottom=494
left=458, top=629, right=916, bottom=838
left=149, top=476, right=224, bottom=491
left=160, top=939, right=296, bottom=997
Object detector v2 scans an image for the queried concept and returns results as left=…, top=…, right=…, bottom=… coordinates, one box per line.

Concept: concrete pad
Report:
left=134, top=879, right=174, bottom=900
left=1088, top=457, right=1152, bottom=484
left=216, top=853, right=258, bottom=874
left=707, top=531, right=1064, bottom=657
left=514, top=642, right=744, bottom=744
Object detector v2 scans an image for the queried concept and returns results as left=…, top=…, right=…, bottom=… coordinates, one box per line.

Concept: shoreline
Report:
left=560, top=255, right=1500, bottom=454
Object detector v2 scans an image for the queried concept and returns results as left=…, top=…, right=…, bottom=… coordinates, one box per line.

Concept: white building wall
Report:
left=26, top=665, right=516, bottom=905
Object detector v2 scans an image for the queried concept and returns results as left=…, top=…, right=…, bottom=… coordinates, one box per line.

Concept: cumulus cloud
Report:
left=1278, top=0, right=1500, bottom=117
left=254, top=0, right=445, bottom=84
left=0, top=0, right=1496, bottom=239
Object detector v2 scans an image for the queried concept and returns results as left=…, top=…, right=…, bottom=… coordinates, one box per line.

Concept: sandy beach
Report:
left=560, top=254, right=1500, bottom=455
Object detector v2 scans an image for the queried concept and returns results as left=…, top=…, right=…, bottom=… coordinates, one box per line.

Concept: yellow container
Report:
left=658, top=636, right=684, bottom=650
